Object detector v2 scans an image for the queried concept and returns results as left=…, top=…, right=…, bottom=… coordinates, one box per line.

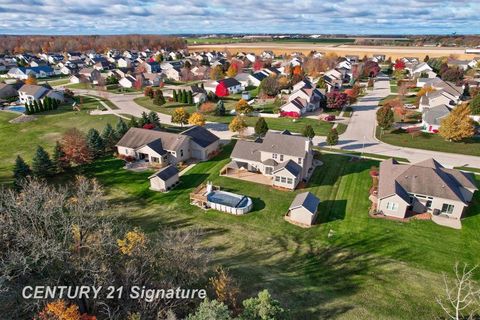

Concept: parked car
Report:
left=405, top=104, right=417, bottom=109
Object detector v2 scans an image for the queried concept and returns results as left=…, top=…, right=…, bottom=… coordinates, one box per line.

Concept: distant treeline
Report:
left=0, top=35, right=187, bottom=54
left=356, top=35, right=480, bottom=47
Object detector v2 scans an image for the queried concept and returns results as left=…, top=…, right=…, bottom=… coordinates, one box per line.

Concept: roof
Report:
left=219, top=77, right=241, bottom=88
left=250, top=72, right=268, bottom=82
left=180, top=125, right=219, bottom=148
left=116, top=128, right=189, bottom=151
left=145, top=139, right=167, bottom=156
left=289, top=192, right=320, bottom=214
left=423, top=105, right=451, bottom=125
left=273, top=159, right=302, bottom=177
left=148, top=165, right=179, bottom=181
left=378, top=158, right=478, bottom=204
left=18, top=84, right=49, bottom=97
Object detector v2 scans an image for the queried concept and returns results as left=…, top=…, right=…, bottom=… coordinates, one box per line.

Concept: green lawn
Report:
left=377, top=127, right=480, bottom=157
left=135, top=96, right=335, bottom=135
left=0, top=96, right=119, bottom=184
left=389, top=80, right=398, bottom=93
left=75, top=144, right=480, bottom=319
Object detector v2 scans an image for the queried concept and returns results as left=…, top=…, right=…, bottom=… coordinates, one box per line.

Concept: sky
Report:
left=0, top=0, right=479, bottom=35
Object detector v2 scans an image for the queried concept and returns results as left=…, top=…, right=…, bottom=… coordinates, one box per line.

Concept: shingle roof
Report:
left=274, top=159, right=302, bottom=177
left=145, top=139, right=167, bottom=156
left=116, top=128, right=189, bottom=151
left=289, top=192, right=320, bottom=214
left=423, top=105, right=451, bottom=125
left=219, top=77, right=241, bottom=88
left=180, top=125, right=219, bottom=148
left=18, top=84, right=49, bottom=97
left=148, top=165, right=179, bottom=181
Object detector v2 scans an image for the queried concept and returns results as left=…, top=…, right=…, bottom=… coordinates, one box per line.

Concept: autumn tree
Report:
left=144, top=86, right=154, bottom=98
left=52, top=141, right=70, bottom=173
left=37, top=300, right=96, bottom=320
left=393, top=59, right=406, bottom=70
left=210, top=65, right=225, bottom=81
left=172, top=107, right=190, bottom=127
left=188, top=112, right=206, bottom=126
left=210, top=266, right=240, bottom=311
left=376, top=106, right=394, bottom=132
left=326, top=128, right=339, bottom=146
left=25, top=73, right=37, bottom=85
left=229, top=116, right=247, bottom=135
left=259, top=76, right=280, bottom=97
left=254, top=117, right=269, bottom=137
left=226, top=64, right=238, bottom=78
left=61, top=128, right=92, bottom=165
left=253, top=58, right=264, bottom=71
left=439, top=104, right=474, bottom=141
left=235, top=99, right=253, bottom=115
left=326, top=91, right=348, bottom=109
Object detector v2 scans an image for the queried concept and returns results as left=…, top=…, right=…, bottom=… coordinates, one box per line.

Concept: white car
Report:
left=404, top=104, right=416, bottom=109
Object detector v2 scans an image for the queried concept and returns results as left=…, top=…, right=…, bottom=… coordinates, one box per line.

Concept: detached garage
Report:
left=149, top=165, right=179, bottom=192
left=285, top=192, right=320, bottom=227
left=180, top=126, right=220, bottom=161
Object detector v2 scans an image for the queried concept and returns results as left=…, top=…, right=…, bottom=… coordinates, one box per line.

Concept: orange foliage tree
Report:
left=60, top=128, right=93, bottom=165
left=25, top=74, right=38, bottom=85
left=37, top=300, right=96, bottom=320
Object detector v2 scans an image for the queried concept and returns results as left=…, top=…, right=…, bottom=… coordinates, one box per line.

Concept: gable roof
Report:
left=273, top=159, right=302, bottom=177
left=180, top=125, right=219, bottom=148
left=148, top=164, right=179, bottom=181
left=116, top=128, right=189, bottom=151
left=289, top=192, right=320, bottom=214
left=219, top=77, right=241, bottom=88
left=18, top=84, right=49, bottom=97
left=423, top=105, right=451, bottom=125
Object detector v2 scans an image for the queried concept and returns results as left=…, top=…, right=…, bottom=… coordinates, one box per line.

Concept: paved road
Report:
left=69, top=85, right=480, bottom=168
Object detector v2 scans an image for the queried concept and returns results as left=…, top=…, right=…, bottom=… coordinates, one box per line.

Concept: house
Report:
left=7, top=66, right=55, bottom=80
left=280, top=80, right=325, bottom=117
left=234, top=72, right=252, bottom=88
left=117, top=58, right=132, bottom=68
left=142, top=73, right=163, bottom=87
left=190, top=85, right=208, bottom=103
left=376, top=158, right=477, bottom=228
left=421, top=104, right=451, bottom=133
left=0, top=83, right=19, bottom=100
left=148, top=165, right=180, bottom=192
left=119, top=75, right=138, bottom=88
left=323, top=69, right=343, bottom=92
left=78, top=68, right=102, bottom=84
left=191, top=66, right=208, bottom=79
left=223, top=131, right=314, bottom=190
left=215, top=78, right=242, bottom=97
left=116, top=126, right=220, bottom=165
left=285, top=192, right=320, bottom=227
left=143, top=61, right=161, bottom=73
left=248, top=72, right=268, bottom=87
left=448, top=59, right=470, bottom=71
left=18, top=84, right=64, bottom=103
left=163, top=67, right=181, bottom=81
left=411, top=62, right=436, bottom=78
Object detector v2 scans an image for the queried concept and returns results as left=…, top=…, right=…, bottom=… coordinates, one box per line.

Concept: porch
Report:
left=220, top=163, right=272, bottom=186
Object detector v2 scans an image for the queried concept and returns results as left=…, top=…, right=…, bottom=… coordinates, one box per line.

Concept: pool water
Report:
left=5, top=105, right=26, bottom=113
left=207, top=191, right=248, bottom=208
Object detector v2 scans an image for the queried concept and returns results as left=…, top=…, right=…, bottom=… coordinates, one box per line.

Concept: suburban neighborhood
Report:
left=1, top=3, right=480, bottom=319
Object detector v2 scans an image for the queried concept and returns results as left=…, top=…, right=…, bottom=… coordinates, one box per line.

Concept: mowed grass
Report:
left=0, top=96, right=119, bottom=183
left=135, top=96, right=335, bottom=135
left=377, top=127, right=480, bottom=157
left=79, top=145, right=480, bottom=319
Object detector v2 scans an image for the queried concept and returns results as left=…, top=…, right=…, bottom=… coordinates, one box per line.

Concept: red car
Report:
left=322, top=115, right=336, bottom=122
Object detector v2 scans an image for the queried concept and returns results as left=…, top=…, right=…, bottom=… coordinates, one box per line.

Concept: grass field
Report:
left=135, top=96, right=336, bottom=135
left=0, top=96, right=119, bottom=184
left=76, top=143, right=480, bottom=319
left=376, top=127, right=480, bottom=157
left=185, top=37, right=356, bottom=45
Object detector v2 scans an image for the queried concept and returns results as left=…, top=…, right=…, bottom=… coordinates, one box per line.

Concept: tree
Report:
left=441, top=67, right=464, bottom=83
left=153, top=89, right=166, bottom=106
left=363, top=60, right=380, bottom=78
left=25, top=73, right=37, bottom=85
left=376, top=106, right=394, bottom=132
left=302, top=125, right=315, bottom=140
left=259, top=76, right=280, bottom=97
left=229, top=115, right=247, bottom=135
left=173, top=89, right=178, bottom=102
left=148, top=111, right=161, bottom=128
left=242, top=290, right=285, bottom=320
left=462, top=83, right=470, bottom=100
left=139, top=111, right=149, bottom=127
left=187, top=90, right=194, bottom=105
left=424, top=55, right=430, bottom=62
left=52, top=141, right=70, bottom=173
left=215, top=100, right=226, bottom=116
left=210, top=65, right=224, bottom=81
left=86, top=128, right=105, bottom=158
left=326, top=128, right=339, bottom=146
left=317, top=77, right=326, bottom=89
left=254, top=117, right=269, bottom=137
left=61, top=128, right=92, bottom=165
left=210, top=266, right=240, bottom=311
left=393, top=59, right=406, bottom=70
left=235, top=99, right=253, bottom=115
left=326, top=91, right=348, bottom=109
left=144, top=86, right=154, bottom=98
left=439, top=104, right=475, bottom=141
left=226, top=64, right=238, bottom=78
left=186, top=299, right=232, bottom=320
left=128, top=116, right=139, bottom=128
left=37, top=300, right=95, bottom=320
left=253, top=58, right=263, bottom=71
left=115, top=118, right=129, bottom=137
left=436, top=263, right=480, bottom=320
left=32, top=146, right=53, bottom=178
left=172, top=108, right=190, bottom=127
left=13, top=155, right=31, bottom=190
left=188, top=112, right=206, bottom=126
left=33, top=100, right=40, bottom=113
left=469, top=94, right=480, bottom=115
left=102, top=123, right=117, bottom=152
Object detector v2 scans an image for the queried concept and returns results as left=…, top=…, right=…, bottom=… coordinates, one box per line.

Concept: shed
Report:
left=285, top=192, right=320, bottom=227
left=148, top=165, right=179, bottom=192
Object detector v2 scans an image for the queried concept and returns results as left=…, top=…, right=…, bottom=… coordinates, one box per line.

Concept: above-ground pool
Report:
left=207, top=190, right=253, bottom=215
left=4, top=105, right=26, bottom=113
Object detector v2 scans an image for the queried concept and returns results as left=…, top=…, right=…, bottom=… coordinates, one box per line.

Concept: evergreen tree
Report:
left=101, top=124, right=117, bottom=152
left=148, top=111, right=161, bottom=128
left=173, top=89, right=178, bottom=102
left=13, top=155, right=31, bottom=190
left=40, top=100, right=46, bottom=112
left=302, top=125, right=315, bottom=140
left=326, top=128, right=339, bottom=146
left=201, top=82, right=205, bottom=89
left=187, top=91, right=193, bottom=105
left=29, top=101, right=34, bottom=114
left=139, top=112, right=149, bottom=127
left=33, top=100, right=39, bottom=113
left=182, top=89, right=187, bottom=103
left=31, top=146, right=53, bottom=178
left=153, top=90, right=166, bottom=106
left=115, top=118, right=129, bottom=137
left=128, top=116, right=139, bottom=128
left=24, top=102, right=30, bottom=115
left=215, top=100, right=226, bottom=116
left=254, top=117, right=269, bottom=137
left=242, top=290, right=285, bottom=320
left=52, top=141, right=70, bottom=173
left=86, top=128, right=105, bottom=158
left=53, top=99, right=59, bottom=109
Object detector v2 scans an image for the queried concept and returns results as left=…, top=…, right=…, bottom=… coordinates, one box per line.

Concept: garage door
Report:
left=191, top=149, right=204, bottom=160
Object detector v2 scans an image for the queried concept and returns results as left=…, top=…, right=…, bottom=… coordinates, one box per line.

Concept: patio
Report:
left=220, top=166, right=272, bottom=186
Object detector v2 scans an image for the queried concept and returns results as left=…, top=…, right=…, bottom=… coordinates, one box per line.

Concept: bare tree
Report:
left=436, top=262, right=480, bottom=320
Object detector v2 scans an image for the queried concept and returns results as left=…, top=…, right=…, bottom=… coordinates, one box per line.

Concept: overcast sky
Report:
left=0, top=0, right=479, bottom=35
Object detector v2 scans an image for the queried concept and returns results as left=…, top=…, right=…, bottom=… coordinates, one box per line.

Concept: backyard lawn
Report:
left=135, top=96, right=336, bottom=135
left=74, top=144, right=480, bottom=319
left=377, top=127, right=480, bottom=157
left=0, top=96, right=118, bottom=184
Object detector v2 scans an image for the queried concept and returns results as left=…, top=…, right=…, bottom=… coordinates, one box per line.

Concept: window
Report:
left=275, top=176, right=280, bottom=182
left=279, top=155, right=284, bottom=161
left=265, top=167, right=273, bottom=175
left=386, top=202, right=398, bottom=211
left=125, top=149, right=129, bottom=154
left=441, top=203, right=454, bottom=214
left=426, top=200, right=432, bottom=209
left=287, top=178, right=293, bottom=184
left=151, top=157, right=159, bottom=163
left=180, top=149, right=184, bottom=157
left=272, top=153, right=277, bottom=159
left=298, top=158, right=302, bottom=165
left=281, top=177, right=286, bottom=183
